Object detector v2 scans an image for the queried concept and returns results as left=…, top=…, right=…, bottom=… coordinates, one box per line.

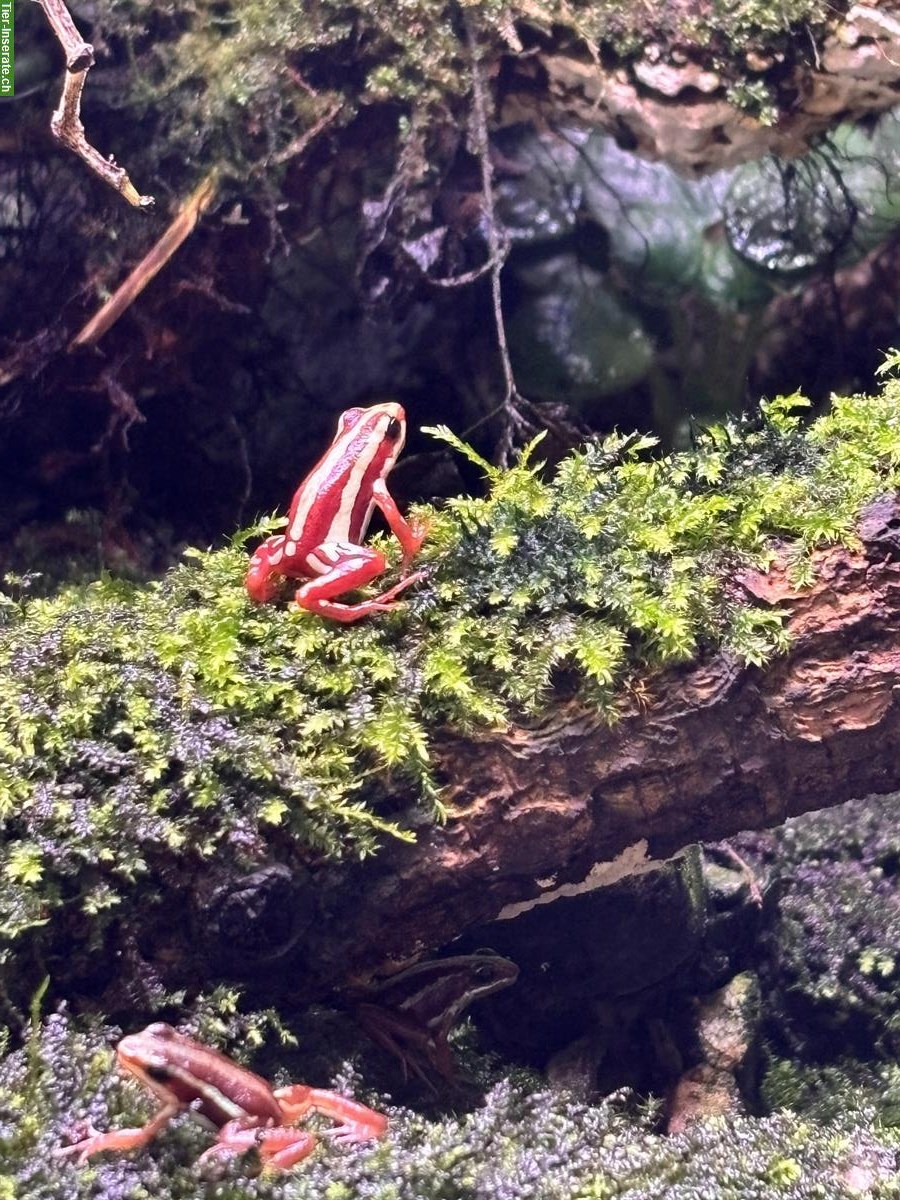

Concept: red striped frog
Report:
left=245, top=402, right=426, bottom=622
left=55, top=1023, right=387, bottom=1172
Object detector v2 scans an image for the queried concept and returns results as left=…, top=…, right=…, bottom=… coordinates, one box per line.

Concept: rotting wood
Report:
left=262, top=492, right=900, bottom=998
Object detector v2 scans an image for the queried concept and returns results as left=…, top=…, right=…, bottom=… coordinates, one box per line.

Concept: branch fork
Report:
left=35, top=0, right=153, bottom=207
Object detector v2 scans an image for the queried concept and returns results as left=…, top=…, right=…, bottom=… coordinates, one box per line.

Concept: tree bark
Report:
left=213, top=495, right=900, bottom=1000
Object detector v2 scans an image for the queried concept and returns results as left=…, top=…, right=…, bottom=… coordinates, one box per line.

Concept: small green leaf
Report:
left=422, top=425, right=497, bottom=478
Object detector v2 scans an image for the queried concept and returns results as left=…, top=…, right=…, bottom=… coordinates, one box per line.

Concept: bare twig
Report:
left=100, top=366, right=145, bottom=451
left=34, top=0, right=153, bottom=207
left=271, top=97, right=344, bottom=166
left=463, top=9, right=516, bottom=406
left=717, top=843, right=765, bottom=908
left=71, top=172, right=219, bottom=349
left=424, top=240, right=509, bottom=288
left=461, top=11, right=549, bottom=465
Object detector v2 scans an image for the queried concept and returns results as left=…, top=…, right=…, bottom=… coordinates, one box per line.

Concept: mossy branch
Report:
left=1, top=380, right=900, bottom=1002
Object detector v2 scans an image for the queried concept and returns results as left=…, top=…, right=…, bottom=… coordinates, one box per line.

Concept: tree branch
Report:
left=240, top=494, right=900, bottom=1000
left=35, top=0, right=153, bottom=208
left=71, top=173, right=217, bottom=349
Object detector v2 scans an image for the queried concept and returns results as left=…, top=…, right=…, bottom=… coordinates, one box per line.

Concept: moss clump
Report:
left=547, top=0, right=832, bottom=55
left=751, top=791, right=900, bottom=1064
left=4, top=1010, right=900, bottom=1199
left=762, top=1055, right=900, bottom=1128
left=88, top=0, right=472, bottom=185
left=83, top=0, right=839, bottom=188
left=1, top=383, right=900, bottom=985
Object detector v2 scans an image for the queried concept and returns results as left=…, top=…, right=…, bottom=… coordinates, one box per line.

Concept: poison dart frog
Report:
left=55, top=1023, right=388, bottom=1172
left=246, top=402, right=426, bottom=622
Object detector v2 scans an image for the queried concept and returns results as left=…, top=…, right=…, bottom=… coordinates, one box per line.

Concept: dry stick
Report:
left=34, top=0, right=153, bottom=208
left=271, top=97, right=344, bottom=165
left=71, top=173, right=218, bottom=350
left=425, top=244, right=508, bottom=288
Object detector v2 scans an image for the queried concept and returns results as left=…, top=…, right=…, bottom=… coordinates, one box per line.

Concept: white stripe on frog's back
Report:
left=286, top=411, right=392, bottom=546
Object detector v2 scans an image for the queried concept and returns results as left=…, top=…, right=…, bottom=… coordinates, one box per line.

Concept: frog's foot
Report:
left=55, top=1103, right=180, bottom=1163
left=246, top=535, right=291, bottom=603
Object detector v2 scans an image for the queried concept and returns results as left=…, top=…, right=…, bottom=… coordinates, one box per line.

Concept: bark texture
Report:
left=282, top=496, right=900, bottom=993
left=216, top=495, right=900, bottom=1001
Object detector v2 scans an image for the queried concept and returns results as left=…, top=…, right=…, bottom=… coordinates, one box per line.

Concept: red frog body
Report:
left=55, top=1023, right=387, bottom=1172
left=246, top=402, right=426, bottom=622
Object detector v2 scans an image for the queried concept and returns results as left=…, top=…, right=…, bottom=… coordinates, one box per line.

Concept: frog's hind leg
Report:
left=275, top=1084, right=388, bottom=1143
left=197, top=1122, right=318, bottom=1172
left=295, top=541, right=423, bottom=623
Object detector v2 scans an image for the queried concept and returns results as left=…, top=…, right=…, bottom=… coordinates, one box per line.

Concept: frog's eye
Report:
left=144, top=1062, right=172, bottom=1083
left=386, top=416, right=403, bottom=440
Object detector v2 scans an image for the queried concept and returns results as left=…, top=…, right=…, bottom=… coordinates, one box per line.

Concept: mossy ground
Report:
left=2, top=373, right=900, bottom=1194
left=6, top=796, right=900, bottom=1199
left=4, top=7, right=896, bottom=1190
left=3, top=1005, right=900, bottom=1200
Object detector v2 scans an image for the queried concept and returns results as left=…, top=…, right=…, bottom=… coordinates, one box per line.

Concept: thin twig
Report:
left=423, top=240, right=509, bottom=288
left=71, top=172, right=218, bottom=349
left=460, top=10, right=549, bottom=465
left=719, top=844, right=764, bottom=908
left=463, top=8, right=517, bottom=406
left=271, top=97, right=344, bottom=165
left=34, top=0, right=153, bottom=208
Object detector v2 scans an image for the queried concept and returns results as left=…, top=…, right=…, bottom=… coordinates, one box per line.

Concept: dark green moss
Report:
left=81, top=0, right=838, bottom=190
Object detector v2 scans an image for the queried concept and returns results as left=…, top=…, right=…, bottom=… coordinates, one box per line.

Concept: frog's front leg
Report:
left=274, top=1083, right=389, bottom=1144
left=55, top=1101, right=181, bottom=1163
left=198, top=1119, right=319, bottom=1172
left=296, top=542, right=424, bottom=624
left=371, top=477, right=426, bottom=573
left=246, top=535, right=290, bottom=603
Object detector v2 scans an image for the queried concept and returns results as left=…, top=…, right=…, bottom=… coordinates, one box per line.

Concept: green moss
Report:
left=510, top=0, right=832, bottom=55
left=84, top=0, right=840, bottom=190
left=765, top=1155, right=802, bottom=1187
left=5, top=1011, right=900, bottom=1199
left=762, top=1054, right=900, bottom=1136
left=91, top=0, right=471, bottom=181
left=1, top=381, right=900, bottom=986
left=709, top=0, right=830, bottom=41
left=725, top=80, right=778, bottom=126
